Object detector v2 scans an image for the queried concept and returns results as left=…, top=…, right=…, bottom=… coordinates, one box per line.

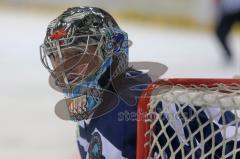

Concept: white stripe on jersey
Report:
left=77, top=127, right=128, bottom=159
left=93, top=128, right=128, bottom=159
left=77, top=136, right=89, bottom=152
left=162, top=102, right=187, bottom=144
left=78, top=121, right=85, bottom=128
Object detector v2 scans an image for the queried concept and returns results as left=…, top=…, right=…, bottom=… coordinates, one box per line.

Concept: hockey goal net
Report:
left=137, top=78, right=240, bottom=159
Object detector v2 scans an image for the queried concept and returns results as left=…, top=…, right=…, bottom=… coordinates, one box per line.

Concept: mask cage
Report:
left=40, top=34, right=106, bottom=87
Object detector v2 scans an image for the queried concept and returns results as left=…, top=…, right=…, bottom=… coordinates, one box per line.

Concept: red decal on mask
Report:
left=50, top=28, right=67, bottom=40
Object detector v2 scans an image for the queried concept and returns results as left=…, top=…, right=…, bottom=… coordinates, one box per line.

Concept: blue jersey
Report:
left=77, top=99, right=137, bottom=159
left=76, top=70, right=152, bottom=159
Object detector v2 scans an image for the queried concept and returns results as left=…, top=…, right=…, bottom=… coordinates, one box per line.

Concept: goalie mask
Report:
left=40, top=7, right=129, bottom=120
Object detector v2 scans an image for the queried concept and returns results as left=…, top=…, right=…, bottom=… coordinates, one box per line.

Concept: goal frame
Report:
left=136, top=78, right=240, bottom=159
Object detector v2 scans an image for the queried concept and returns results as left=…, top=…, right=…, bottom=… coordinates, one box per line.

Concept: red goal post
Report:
left=136, top=78, right=240, bottom=159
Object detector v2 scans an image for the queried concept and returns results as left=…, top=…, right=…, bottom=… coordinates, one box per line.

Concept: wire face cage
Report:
left=137, top=79, right=240, bottom=159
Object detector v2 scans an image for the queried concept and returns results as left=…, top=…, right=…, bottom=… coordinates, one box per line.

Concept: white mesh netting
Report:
left=143, top=81, right=240, bottom=159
